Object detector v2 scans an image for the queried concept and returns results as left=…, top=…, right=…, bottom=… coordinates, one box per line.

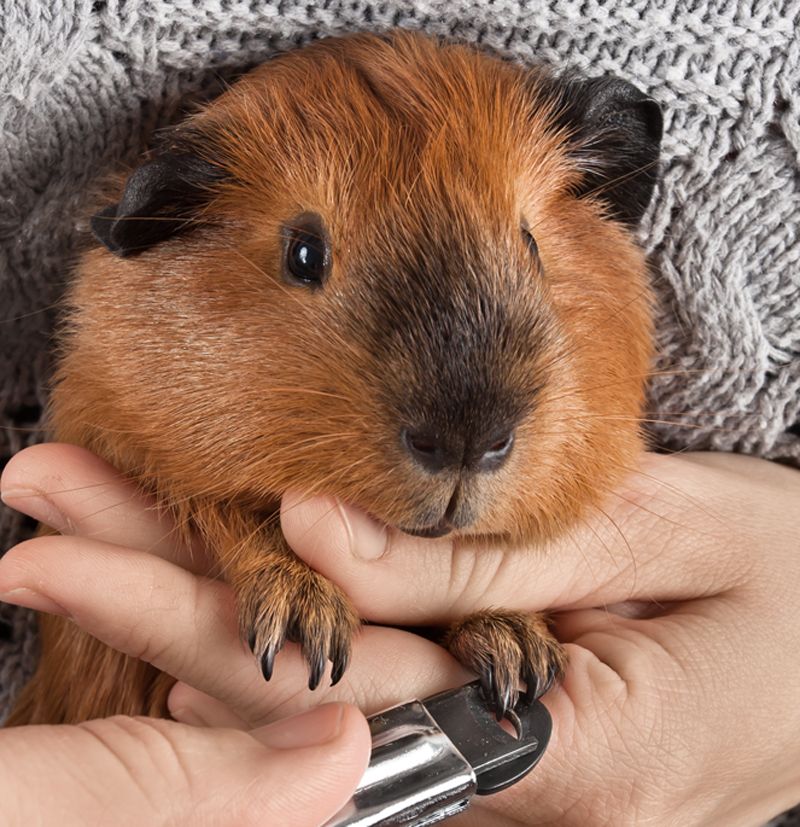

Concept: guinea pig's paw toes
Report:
left=244, top=573, right=360, bottom=691
left=443, top=609, right=566, bottom=718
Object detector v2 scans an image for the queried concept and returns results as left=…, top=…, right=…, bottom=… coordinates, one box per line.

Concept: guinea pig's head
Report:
left=67, top=31, right=661, bottom=543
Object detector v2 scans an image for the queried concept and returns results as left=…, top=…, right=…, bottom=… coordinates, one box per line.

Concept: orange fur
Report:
left=7, top=31, right=653, bottom=725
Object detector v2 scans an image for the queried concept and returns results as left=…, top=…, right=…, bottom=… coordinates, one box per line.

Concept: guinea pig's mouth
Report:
left=394, top=482, right=475, bottom=538
left=398, top=518, right=454, bottom=539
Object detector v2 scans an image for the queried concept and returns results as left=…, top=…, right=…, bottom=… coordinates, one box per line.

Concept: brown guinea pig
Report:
left=6, top=30, right=661, bottom=726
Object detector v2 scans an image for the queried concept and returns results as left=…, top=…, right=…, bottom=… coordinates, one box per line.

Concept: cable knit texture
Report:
left=1, top=1, right=798, bottom=821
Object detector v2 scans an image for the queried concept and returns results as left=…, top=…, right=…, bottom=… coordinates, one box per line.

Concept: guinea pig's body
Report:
left=7, top=31, right=660, bottom=725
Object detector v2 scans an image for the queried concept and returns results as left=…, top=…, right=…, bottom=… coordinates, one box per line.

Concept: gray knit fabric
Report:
left=1, top=0, right=798, bottom=821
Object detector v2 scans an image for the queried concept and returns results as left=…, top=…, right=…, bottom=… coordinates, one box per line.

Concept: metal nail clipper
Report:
left=325, top=680, right=552, bottom=827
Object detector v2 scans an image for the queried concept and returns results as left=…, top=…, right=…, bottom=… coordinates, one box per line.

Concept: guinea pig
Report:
left=6, top=29, right=661, bottom=726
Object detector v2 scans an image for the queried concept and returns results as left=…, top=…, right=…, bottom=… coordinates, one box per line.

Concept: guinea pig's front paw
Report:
left=240, top=568, right=360, bottom=691
left=443, top=609, right=566, bottom=718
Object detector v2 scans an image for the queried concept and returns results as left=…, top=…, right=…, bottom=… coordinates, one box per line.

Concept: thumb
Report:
left=1, top=703, right=370, bottom=827
left=280, top=454, right=761, bottom=624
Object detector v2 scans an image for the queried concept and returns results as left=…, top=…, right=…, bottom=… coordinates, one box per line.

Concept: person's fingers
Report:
left=1, top=704, right=370, bottom=827
left=169, top=683, right=250, bottom=729
left=166, top=622, right=472, bottom=728
left=0, top=443, right=211, bottom=573
left=168, top=643, right=645, bottom=827
left=0, top=534, right=471, bottom=726
left=281, top=453, right=778, bottom=625
left=0, top=534, right=247, bottom=700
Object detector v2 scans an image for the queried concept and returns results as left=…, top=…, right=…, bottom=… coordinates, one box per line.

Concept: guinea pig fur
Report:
left=7, top=30, right=661, bottom=726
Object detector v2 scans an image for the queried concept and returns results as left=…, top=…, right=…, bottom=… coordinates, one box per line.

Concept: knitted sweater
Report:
left=1, top=1, right=798, bottom=822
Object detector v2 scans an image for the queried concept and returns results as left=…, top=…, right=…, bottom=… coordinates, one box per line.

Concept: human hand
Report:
left=0, top=702, right=369, bottom=827
left=0, top=444, right=472, bottom=727
left=0, top=447, right=374, bottom=827
left=275, top=452, right=800, bottom=827
left=2, top=445, right=799, bottom=826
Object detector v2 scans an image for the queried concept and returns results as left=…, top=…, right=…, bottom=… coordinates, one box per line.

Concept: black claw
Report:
left=247, top=629, right=257, bottom=653
left=521, top=665, right=538, bottom=706
left=307, top=651, right=326, bottom=691
left=260, top=641, right=279, bottom=682
left=479, top=662, right=496, bottom=709
left=539, top=662, right=559, bottom=697
left=522, top=660, right=560, bottom=704
left=330, top=646, right=349, bottom=687
left=495, top=681, right=514, bottom=721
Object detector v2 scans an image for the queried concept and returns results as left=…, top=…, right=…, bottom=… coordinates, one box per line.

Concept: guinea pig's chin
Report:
left=385, top=482, right=483, bottom=539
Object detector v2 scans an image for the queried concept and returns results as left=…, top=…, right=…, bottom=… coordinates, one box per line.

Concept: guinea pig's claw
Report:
left=497, top=682, right=515, bottom=721
left=478, top=662, right=497, bottom=710
left=307, top=650, right=327, bottom=691
left=443, top=608, right=567, bottom=719
left=260, top=640, right=281, bottom=682
left=329, top=644, right=349, bottom=687
left=521, top=663, right=540, bottom=706
left=482, top=662, right=517, bottom=721
left=242, top=569, right=360, bottom=692
left=305, top=628, right=351, bottom=689
left=527, top=661, right=560, bottom=701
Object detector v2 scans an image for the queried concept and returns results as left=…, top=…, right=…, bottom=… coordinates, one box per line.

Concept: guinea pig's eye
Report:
left=283, top=215, right=330, bottom=288
left=522, top=227, right=539, bottom=258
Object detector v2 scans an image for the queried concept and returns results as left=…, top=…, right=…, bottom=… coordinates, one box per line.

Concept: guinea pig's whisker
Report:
left=0, top=300, right=65, bottom=324
left=608, top=489, right=699, bottom=537
left=68, top=493, right=148, bottom=536
left=308, top=454, right=381, bottom=491
left=640, top=409, right=740, bottom=417
left=299, top=453, right=383, bottom=499
left=279, top=496, right=344, bottom=549
left=530, top=281, right=654, bottom=379
left=558, top=522, right=606, bottom=587
left=577, top=415, right=743, bottom=434
left=0, top=424, right=46, bottom=433
left=260, top=432, right=365, bottom=464
left=586, top=502, right=635, bottom=579
left=611, top=462, right=726, bottom=528
left=579, top=159, right=661, bottom=203
left=2, top=480, right=125, bottom=500
left=645, top=368, right=709, bottom=378
left=541, top=370, right=708, bottom=408
left=92, top=215, right=203, bottom=223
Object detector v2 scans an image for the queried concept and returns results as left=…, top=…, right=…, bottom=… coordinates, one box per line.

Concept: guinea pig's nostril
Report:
left=408, top=432, right=437, bottom=455
left=401, top=428, right=456, bottom=473
left=476, top=431, right=514, bottom=472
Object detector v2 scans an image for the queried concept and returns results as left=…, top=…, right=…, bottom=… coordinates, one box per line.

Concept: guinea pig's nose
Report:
left=474, top=431, right=515, bottom=471
left=401, top=428, right=455, bottom=472
left=401, top=427, right=514, bottom=473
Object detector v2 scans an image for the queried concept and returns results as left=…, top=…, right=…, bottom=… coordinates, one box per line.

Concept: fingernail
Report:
left=0, top=587, right=70, bottom=617
left=336, top=501, right=387, bottom=560
left=258, top=704, right=345, bottom=750
left=0, top=488, right=73, bottom=535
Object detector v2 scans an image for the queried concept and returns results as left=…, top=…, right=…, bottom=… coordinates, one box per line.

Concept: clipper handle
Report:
left=325, top=681, right=552, bottom=827
left=325, top=700, right=475, bottom=827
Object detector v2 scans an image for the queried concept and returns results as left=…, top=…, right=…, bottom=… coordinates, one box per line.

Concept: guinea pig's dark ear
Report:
left=91, top=153, right=226, bottom=256
left=554, top=76, right=663, bottom=226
